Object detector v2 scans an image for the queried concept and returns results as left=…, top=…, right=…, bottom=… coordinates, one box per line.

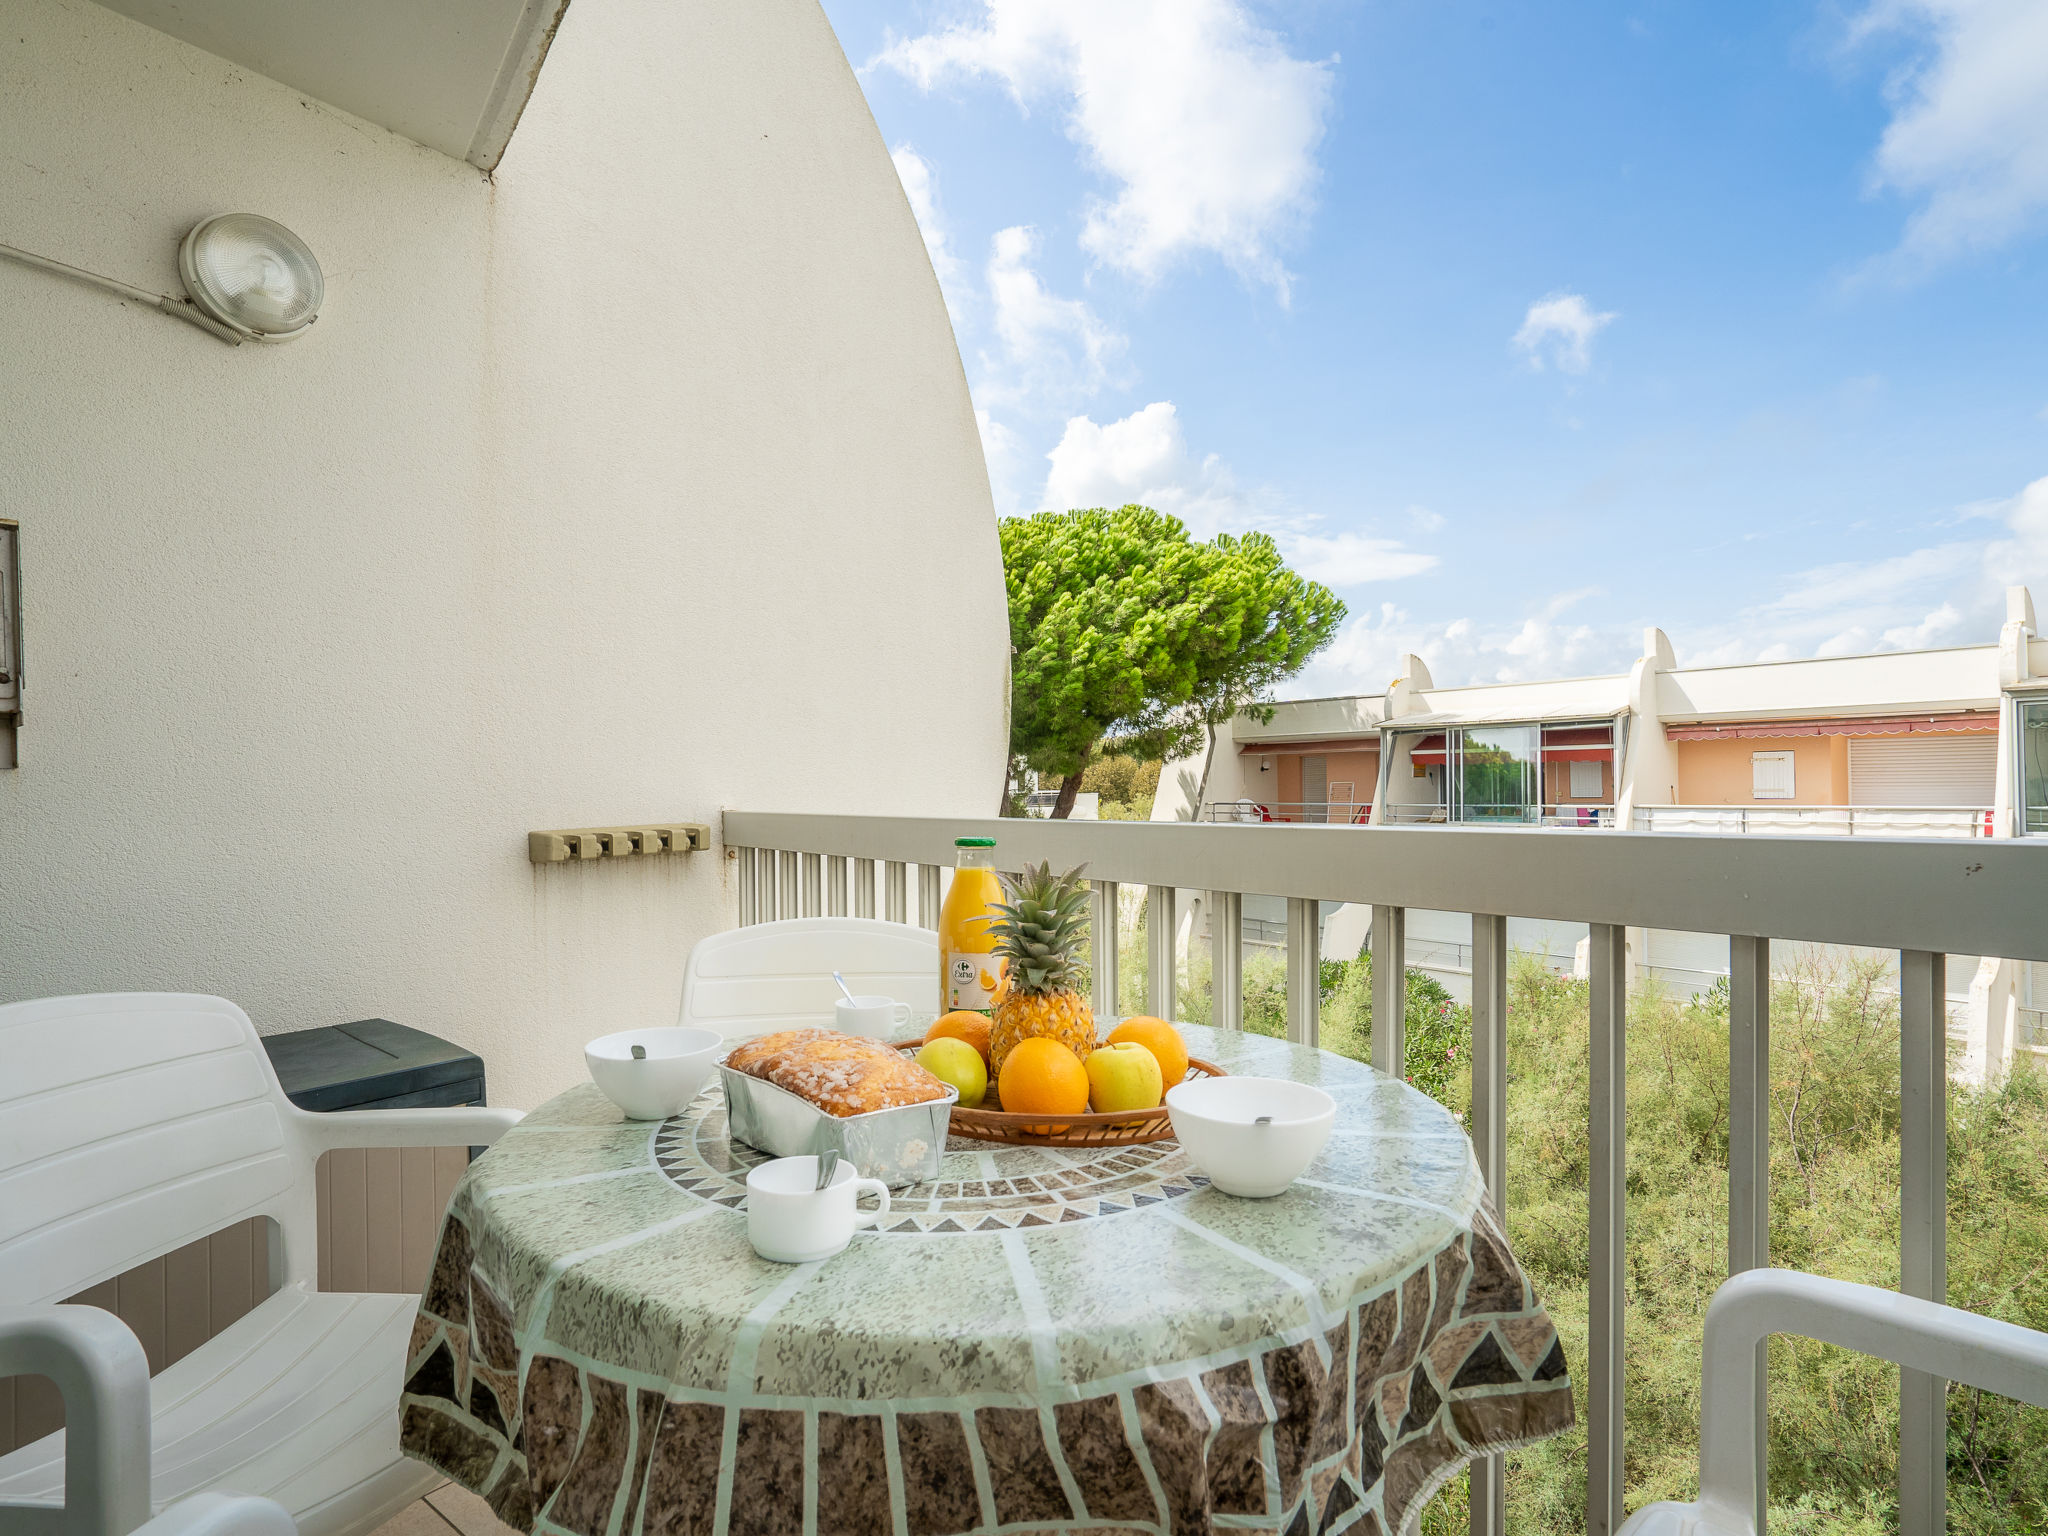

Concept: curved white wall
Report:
left=0, top=0, right=1009, bottom=1106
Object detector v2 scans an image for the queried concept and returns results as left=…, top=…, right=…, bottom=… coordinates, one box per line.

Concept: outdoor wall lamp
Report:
left=0, top=213, right=323, bottom=346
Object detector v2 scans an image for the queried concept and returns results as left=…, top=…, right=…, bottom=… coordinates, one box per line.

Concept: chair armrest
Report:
left=0, top=1305, right=151, bottom=1536
left=290, top=1103, right=523, bottom=1154
left=136, top=1494, right=296, bottom=1536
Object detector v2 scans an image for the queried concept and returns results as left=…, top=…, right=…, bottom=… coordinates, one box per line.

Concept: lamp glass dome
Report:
left=179, top=215, right=323, bottom=340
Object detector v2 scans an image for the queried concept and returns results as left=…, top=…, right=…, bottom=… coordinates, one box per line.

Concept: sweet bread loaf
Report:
left=726, top=1028, right=949, bottom=1117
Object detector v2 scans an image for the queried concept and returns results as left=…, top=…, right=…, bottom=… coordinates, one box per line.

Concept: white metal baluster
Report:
left=1469, top=913, right=1509, bottom=1536
left=885, top=861, right=907, bottom=924
left=826, top=855, right=848, bottom=917
left=918, top=864, right=942, bottom=931
left=1210, top=891, right=1243, bottom=1030
left=1370, top=904, right=1405, bottom=1073
left=1287, top=896, right=1320, bottom=1046
left=736, top=847, right=757, bottom=926
left=757, top=848, right=778, bottom=922
left=1728, top=935, right=1771, bottom=1535
left=1092, top=880, right=1121, bottom=1022
left=1587, top=922, right=1628, bottom=1536
left=1147, top=886, right=1178, bottom=1020
left=778, top=850, right=799, bottom=918
left=801, top=853, right=823, bottom=917
left=853, top=858, right=876, bottom=919
left=1899, top=949, right=1948, bottom=1536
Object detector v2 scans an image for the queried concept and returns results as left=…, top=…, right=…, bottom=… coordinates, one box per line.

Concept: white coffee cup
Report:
left=833, top=994, right=912, bottom=1039
left=746, top=1156, right=892, bottom=1263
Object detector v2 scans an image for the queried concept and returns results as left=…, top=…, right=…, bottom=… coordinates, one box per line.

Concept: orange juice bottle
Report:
left=939, top=837, right=1006, bottom=1015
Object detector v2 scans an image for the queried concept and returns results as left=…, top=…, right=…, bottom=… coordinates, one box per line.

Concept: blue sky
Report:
left=819, top=0, right=2048, bottom=695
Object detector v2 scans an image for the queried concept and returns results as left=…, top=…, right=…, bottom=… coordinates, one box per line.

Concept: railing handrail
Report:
left=722, top=811, right=2048, bottom=961
left=1644, top=803, right=1994, bottom=814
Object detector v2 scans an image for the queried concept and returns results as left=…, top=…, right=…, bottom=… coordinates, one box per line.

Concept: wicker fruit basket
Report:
left=894, top=1041, right=1225, bottom=1148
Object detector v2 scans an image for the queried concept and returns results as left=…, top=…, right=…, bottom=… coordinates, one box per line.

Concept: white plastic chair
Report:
left=1618, top=1268, right=2048, bottom=1536
left=0, top=993, right=521, bottom=1536
left=679, top=917, right=940, bottom=1039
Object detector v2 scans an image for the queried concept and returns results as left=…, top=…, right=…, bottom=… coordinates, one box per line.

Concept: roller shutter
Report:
left=1847, top=735, right=1996, bottom=807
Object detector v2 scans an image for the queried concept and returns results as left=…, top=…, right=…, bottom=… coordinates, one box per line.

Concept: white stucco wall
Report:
left=0, top=0, right=1009, bottom=1107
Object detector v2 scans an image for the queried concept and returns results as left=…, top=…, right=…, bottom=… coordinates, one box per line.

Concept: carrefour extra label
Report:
left=946, top=950, right=1001, bottom=1014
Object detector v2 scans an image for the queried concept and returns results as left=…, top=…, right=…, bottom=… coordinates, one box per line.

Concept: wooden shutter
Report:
left=1751, top=751, right=1795, bottom=800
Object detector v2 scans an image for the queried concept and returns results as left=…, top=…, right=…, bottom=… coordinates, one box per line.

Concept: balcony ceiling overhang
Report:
left=1387, top=706, right=1625, bottom=729
left=94, top=0, right=570, bottom=169
left=1237, top=736, right=1380, bottom=757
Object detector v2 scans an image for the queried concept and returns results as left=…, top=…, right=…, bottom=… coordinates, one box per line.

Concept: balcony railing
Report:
left=1634, top=804, right=1995, bottom=838
left=1210, top=800, right=1616, bottom=828
left=1381, top=802, right=1618, bottom=828
left=723, top=811, right=2045, bottom=1536
left=1201, top=798, right=1372, bottom=823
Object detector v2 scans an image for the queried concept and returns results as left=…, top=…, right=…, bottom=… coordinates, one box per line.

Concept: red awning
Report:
left=1405, top=732, right=1449, bottom=766
left=1540, top=725, right=1613, bottom=748
left=1238, top=736, right=1380, bottom=757
left=1541, top=746, right=1613, bottom=761
left=1664, top=713, right=1996, bottom=742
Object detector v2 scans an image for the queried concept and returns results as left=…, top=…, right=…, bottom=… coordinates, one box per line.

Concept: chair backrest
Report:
left=0, top=993, right=313, bottom=1306
left=679, top=918, right=941, bottom=1039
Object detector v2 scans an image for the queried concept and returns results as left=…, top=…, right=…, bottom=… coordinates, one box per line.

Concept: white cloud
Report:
left=978, top=225, right=1126, bottom=415
left=891, top=145, right=966, bottom=321
left=1039, top=401, right=1253, bottom=532
left=1276, top=532, right=1439, bottom=588
left=872, top=0, right=1333, bottom=295
left=1295, top=594, right=1640, bottom=695
left=1040, top=402, right=1441, bottom=586
left=1679, top=472, right=2048, bottom=663
left=1853, top=0, right=2048, bottom=270
left=1513, top=292, right=1617, bottom=374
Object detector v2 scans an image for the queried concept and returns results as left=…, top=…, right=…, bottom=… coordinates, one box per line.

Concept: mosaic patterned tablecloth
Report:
left=399, top=1025, right=1572, bottom=1536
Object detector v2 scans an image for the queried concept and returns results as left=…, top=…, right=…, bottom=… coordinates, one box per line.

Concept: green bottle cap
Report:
left=955, top=836, right=996, bottom=847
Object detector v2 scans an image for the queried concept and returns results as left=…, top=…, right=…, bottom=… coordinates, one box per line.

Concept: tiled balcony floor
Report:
left=371, top=1483, right=514, bottom=1536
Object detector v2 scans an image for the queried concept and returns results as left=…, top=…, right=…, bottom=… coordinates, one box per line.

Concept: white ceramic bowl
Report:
left=1165, top=1076, right=1336, bottom=1198
left=586, top=1027, right=723, bottom=1120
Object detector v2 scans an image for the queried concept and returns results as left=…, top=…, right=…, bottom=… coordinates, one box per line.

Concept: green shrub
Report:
left=1100, top=904, right=2048, bottom=1532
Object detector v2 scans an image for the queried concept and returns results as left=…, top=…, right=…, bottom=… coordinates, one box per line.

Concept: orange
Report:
left=925, top=1010, right=993, bottom=1067
left=1105, top=1016, right=1190, bottom=1090
left=996, top=1037, right=1091, bottom=1121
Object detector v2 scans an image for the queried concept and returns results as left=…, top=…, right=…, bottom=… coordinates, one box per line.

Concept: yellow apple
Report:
left=916, top=1037, right=987, bottom=1108
left=1086, top=1040, right=1163, bottom=1113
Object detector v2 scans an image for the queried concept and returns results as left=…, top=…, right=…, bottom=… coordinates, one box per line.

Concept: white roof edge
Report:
left=466, top=0, right=572, bottom=170
left=1664, top=640, right=1998, bottom=679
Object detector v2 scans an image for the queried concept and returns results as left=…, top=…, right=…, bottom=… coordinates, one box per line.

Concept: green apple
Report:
left=1086, top=1040, right=1163, bottom=1113
left=916, top=1037, right=987, bottom=1108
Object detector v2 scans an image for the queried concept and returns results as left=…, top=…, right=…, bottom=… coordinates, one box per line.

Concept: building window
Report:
left=2022, top=701, right=2048, bottom=834
left=1568, top=758, right=1603, bottom=798
left=1752, top=750, right=1795, bottom=800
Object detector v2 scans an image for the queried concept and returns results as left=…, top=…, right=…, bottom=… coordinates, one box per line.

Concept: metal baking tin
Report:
left=718, top=1065, right=956, bottom=1188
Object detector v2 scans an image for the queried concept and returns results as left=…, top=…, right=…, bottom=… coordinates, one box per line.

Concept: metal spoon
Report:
left=832, top=972, right=858, bottom=1004
left=631, top=1044, right=647, bottom=1061
left=1254, top=1115, right=1272, bottom=1126
left=814, top=1148, right=840, bottom=1190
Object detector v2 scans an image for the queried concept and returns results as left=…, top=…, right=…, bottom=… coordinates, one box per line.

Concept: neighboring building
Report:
left=0, top=0, right=1010, bottom=1108
left=1181, top=588, right=2044, bottom=838
left=1158, top=590, right=2048, bottom=1077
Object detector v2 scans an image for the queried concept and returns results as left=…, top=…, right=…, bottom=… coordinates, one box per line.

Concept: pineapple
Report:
left=987, top=861, right=1096, bottom=1080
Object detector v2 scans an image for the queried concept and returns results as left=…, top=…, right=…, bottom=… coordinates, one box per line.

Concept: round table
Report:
left=399, top=1024, right=1572, bottom=1536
